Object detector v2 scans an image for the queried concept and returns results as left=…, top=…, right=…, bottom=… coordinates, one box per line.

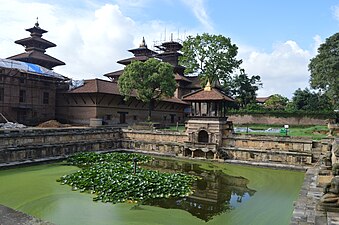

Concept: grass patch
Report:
left=235, top=124, right=328, bottom=139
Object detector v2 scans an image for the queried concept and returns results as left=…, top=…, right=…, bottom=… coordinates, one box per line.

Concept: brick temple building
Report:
left=56, top=37, right=201, bottom=126
left=1, top=23, right=235, bottom=127
left=0, top=21, right=67, bottom=125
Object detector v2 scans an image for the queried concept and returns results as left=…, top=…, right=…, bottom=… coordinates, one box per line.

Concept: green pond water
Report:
left=0, top=157, right=304, bottom=225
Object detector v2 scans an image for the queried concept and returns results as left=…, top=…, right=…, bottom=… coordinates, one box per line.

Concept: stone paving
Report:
left=290, top=167, right=339, bottom=225
left=0, top=204, right=55, bottom=225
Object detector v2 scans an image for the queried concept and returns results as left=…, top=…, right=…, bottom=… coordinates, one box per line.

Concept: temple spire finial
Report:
left=139, top=37, right=147, bottom=48
left=204, top=79, right=212, bottom=91
left=35, top=17, right=39, bottom=27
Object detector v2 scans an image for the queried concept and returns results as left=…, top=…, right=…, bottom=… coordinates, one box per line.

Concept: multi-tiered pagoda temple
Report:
left=7, top=20, right=65, bottom=69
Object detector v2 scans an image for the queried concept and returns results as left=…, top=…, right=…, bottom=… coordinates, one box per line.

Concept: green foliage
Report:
left=309, top=32, right=339, bottom=108
left=244, top=102, right=265, bottom=111
left=264, top=94, right=289, bottom=110
left=231, top=69, right=262, bottom=108
left=66, top=152, right=152, bottom=167
left=118, top=58, right=176, bottom=119
left=179, top=33, right=242, bottom=87
left=288, top=88, right=333, bottom=111
left=58, top=152, right=197, bottom=204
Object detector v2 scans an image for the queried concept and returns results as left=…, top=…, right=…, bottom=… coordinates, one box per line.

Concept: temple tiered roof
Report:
left=7, top=20, right=65, bottom=69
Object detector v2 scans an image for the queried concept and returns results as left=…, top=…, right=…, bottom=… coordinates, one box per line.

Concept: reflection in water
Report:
left=143, top=159, right=256, bottom=222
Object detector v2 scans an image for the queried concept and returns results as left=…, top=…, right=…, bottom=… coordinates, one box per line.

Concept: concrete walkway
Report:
left=0, top=204, right=55, bottom=225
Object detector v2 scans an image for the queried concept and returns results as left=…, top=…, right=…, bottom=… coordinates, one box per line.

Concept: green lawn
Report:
left=160, top=124, right=330, bottom=139
left=235, top=124, right=329, bottom=139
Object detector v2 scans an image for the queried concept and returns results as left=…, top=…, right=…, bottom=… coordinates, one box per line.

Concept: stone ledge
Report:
left=0, top=204, right=55, bottom=225
left=222, top=147, right=312, bottom=156
left=225, top=159, right=309, bottom=171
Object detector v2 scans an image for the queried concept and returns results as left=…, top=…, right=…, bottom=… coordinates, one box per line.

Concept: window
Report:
left=19, top=90, right=26, bottom=103
left=43, top=92, right=49, bottom=104
left=118, top=111, right=128, bottom=124
left=170, top=114, right=175, bottom=123
left=133, top=115, right=137, bottom=120
left=19, top=77, right=25, bottom=84
left=0, top=88, right=3, bottom=101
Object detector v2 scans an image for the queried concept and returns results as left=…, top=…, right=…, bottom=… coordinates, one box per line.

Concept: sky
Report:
left=0, top=0, right=338, bottom=98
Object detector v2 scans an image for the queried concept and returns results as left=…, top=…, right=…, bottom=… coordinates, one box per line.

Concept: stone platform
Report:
left=0, top=204, right=55, bottom=225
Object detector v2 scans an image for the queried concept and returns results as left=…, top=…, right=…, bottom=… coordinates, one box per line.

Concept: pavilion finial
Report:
left=35, top=17, right=39, bottom=27
left=139, top=37, right=147, bottom=48
left=204, top=79, right=212, bottom=91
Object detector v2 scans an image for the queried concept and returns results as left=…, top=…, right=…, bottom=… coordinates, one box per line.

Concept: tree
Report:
left=289, top=88, right=333, bottom=111
left=179, top=33, right=242, bottom=88
left=231, top=69, right=262, bottom=108
left=309, top=32, right=339, bottom=108
left=264, top=94, right=289, bottom=110
left=118, top=58, right=176, bottom=120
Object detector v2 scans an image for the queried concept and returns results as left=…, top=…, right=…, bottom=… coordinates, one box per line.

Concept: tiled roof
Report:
left=185, top=76, right=201, bottom=89
left=174, top=73, right=192, bottom=83
left=69, top=79, right=121, bottom=95
left=117, top=55, right=151, bottom=65
left=104, top=69, right=124, bottom=78
left=69, top=78, right=189, bottom=105
left=256, top=96, right=271, bottom=103
left=15, top=36, right=56, bottom=48
left=7, top=51, right=65, bottom=68
left=182, top=88, right=234, bottom=102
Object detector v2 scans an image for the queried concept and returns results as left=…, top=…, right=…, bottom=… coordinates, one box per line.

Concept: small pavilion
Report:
left=182, top=81, right=234, bottom=159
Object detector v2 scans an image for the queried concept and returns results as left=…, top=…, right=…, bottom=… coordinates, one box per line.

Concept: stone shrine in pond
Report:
left=182, top=81, right=234, bottom=159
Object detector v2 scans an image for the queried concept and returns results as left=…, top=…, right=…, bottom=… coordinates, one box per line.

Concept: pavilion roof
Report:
left=182, top=87, right=234, bottom=102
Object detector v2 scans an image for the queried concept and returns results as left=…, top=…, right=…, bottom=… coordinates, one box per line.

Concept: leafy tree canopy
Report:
left=264, top=94, right=289, bottom=110
left=309, top=32, right=339, bottom=108
left=118, top=58, right=176, bottom=119
left=231, top=69, right=262, bottom=108
left=179, top=33, right=242, bottom=87
left=288, top=88, right=333, bottom=111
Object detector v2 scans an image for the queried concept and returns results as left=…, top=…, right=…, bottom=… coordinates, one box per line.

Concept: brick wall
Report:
left=228, top=114, right=327, bottom=126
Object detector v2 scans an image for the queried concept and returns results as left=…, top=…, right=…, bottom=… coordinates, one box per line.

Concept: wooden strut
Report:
left=0, top=112, right=9, bottom=123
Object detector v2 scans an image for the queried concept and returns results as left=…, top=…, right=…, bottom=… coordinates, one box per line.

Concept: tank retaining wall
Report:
left=0, top=127, right=333, bottom=167
left=0, top=127, right=121, bottom=165
left=220, top=134, right=332, bottom=166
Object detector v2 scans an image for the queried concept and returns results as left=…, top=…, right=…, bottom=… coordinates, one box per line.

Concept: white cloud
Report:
left=116, top=0, right=152, bottom=8
left=238, top=40, right=317, bottom=98
left=0, top=1, right=143, bottom=80
left=181, top=0, right=213, bottom=32
left=51, top=4, right=136, bottom=79
left=332, top=5, right=339, bottom=21
left=0, top=0, right=194, bottom=80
